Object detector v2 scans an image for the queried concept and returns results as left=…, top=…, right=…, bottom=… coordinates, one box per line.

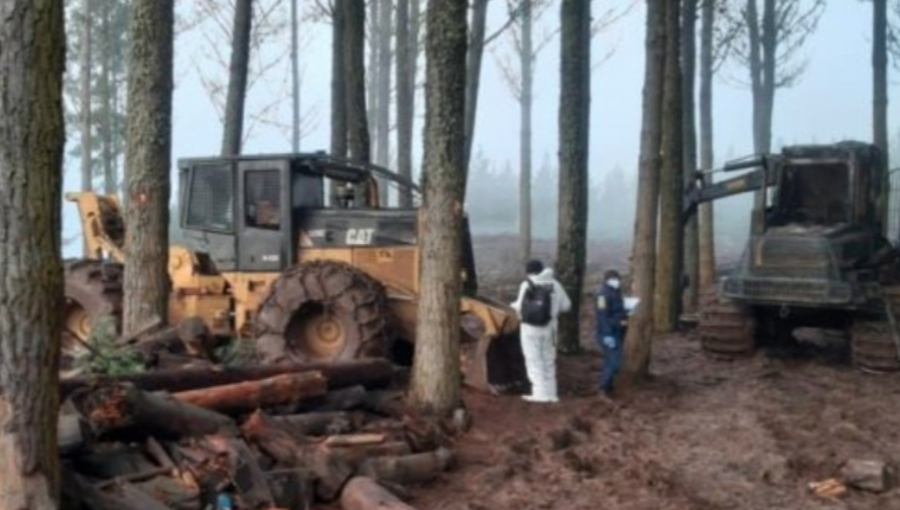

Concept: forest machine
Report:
left=63, top=152, right=525, bottom=392
left=684, top=140, right=900, bottom=371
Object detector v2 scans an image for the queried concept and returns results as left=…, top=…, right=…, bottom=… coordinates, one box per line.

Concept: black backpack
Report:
left=520, top=279, right=554, bottom=326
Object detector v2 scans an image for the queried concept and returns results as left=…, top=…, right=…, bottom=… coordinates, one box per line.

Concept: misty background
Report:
left=60, top=0, right=900, bottom=266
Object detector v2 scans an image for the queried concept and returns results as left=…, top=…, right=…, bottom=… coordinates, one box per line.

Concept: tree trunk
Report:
left=396, top=0, right=414, bottom=207
left=345, top=0, right=371, bottom=164
left=376, top=0, right=393, bottom=205
left=760, top=0, right=775, bottom=155
left=80, top=0, right=93, bottom=196
left=463, top=0, right=489, bottom=179
left=0, top=2, right=66, bottom=506
left=331, top=0, right=348, bottom=159
left=367, top=0, right=379, bottom=140
left=654, top=0, right=684, bottom=334
left=291, top=0, right=301, bottom=151
left=122, top=0, right=174, bottom=337
left=221, top=0, right=253, bottom=156
left=519, top=0, right=534, bottom=268
left=698, top=0, right=716, bottom=290
left=621, top=0, right=666, bottom=383
left=746, top=0, right=764, bottom=154
left=681, top=0, right=699, bottom=313
left=101, top=3, right=115, bottom=196
left=408, top=0, right=468, bottom=417
left=555, top=0, right=591, bottom=354
left=873, top=0, right=889, bottom=233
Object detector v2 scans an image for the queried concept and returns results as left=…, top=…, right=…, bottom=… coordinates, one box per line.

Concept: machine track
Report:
left=254, top=260, right=392, bottom=364
left=62, top=259, right=124, bottom=363
left=696, top=287, right=757, bottom=357
left=850, top=286, right=900, bottom=373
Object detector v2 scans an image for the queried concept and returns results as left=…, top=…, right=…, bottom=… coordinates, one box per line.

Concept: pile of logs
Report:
left=59, top=358, right=459, bottom=510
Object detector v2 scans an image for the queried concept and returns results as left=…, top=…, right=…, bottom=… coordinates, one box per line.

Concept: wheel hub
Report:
left=286, top=305, right=347, bottom=359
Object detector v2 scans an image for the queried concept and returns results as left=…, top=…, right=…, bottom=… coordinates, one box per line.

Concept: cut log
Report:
left=60, top=359, right=394, bottom=399
left=271, top=411, right=358, bottom=436
left=265, top=469, right=313, bottom=510
left=303, top=385, right=369, bottom=412
left=241, top=410, right=353, bottom=502
left=132, top=476, right=202, bottom=510
left=840, top=459, right=894, bottom=493
left=70, top=383, right=238, bottom=439
left=362, top=390, right=407, bottom=419
left=340, top=477, right=418, bottom=510
left=329, top=441, right=413, bottom=468
left=223, top=438, right=276, bottom=509
left=172, top=372, right=327, bottom=414
left=324, top=434, right=386, bottom=447
left=358, top=448, right=455, bottom=486
left=64, top=472, right=174, bottom=510
left=153, top=351, right=216, bottom=371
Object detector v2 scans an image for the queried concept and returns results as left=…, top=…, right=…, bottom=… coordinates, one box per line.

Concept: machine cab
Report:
left=177, top=153, right=421, bottom=274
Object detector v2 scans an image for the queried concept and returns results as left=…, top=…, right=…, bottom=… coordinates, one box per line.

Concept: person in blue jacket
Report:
left=595, top=269, right=627, bottom=395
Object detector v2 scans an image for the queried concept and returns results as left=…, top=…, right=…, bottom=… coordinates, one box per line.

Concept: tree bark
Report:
left=682, top=0, right=699, bottom=313
left=376, top=0, right=394, bottom=205
left=621, top=0, right=666, bottom=383
left=653, top=0, right=684, bottom=334
left=367, top=0, right=379, bottom=140
left=462, top=0, right=489, bottom=178
left=123, top=0, right=174, bottom=337
left=555, top=0, right=591, bottom=354
left=408, top=0, right=468, bottom=416
left=345, top=0, right=371, bottom=164
left=396, top=0, right=414, bottom=207
left=221, top=0, right=253, bottom=156
left=101, top=3, right=115, bottom=195
left=873, top=0, right=889, bottom=233
left=331, top=0, right=348, bottom=159
left=291, top=0, right=301, bottom=151
left=80, top=0, right=93, bottom=196
left=519, top=0, right=534, bottom=268
left=746, top=0, right=765, bottom=154
left=698, top=0, right=716, bottom=290
left=0, top=2, right=66, bottom=507
left=760, top=0, right=776, bottom=155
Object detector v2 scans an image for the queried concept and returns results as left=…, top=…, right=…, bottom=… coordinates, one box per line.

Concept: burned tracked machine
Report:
left=684, top=141, right=900, bottom=371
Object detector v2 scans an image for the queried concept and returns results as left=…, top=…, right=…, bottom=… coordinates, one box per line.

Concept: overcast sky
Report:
left=61, top=0, right=890, bottom=253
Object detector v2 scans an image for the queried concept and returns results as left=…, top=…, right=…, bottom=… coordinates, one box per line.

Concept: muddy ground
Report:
left=407, top=237, right=900, bottom=510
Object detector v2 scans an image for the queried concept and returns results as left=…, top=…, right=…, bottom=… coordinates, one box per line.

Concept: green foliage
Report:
left=215, top=337, right=258, bottom=368
left=74, top=314, right=146, bottom=376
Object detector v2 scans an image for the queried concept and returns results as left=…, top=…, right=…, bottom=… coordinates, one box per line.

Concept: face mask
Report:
left=607, top=278, right=620, bottom=289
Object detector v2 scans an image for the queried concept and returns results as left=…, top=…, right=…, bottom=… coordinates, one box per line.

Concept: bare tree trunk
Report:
left=376, top=0, right=393, bottom=205
left=396, top=0, right=414, bottom=207
left=331, top=0, right=347, bottom=159
left=681, top=0, right=699, bottom=313
left=556, top=0, right=591, bottom=354
left=462, top=0, right=489, bottom=180
left=654, top=0, right=684, bottom=334
left=345, top=0, right=371, bottom=164
left=221, top=0, right=253, bottom=156
left=745, top=0, right=763, bottom=154
left=101, top=3, right=115, bottom=195
left=0, top=1, right=66, bottom=506
left=367, top=0, right=379, bottom=140
left=408, top=0, right=467, bottom=417
left=621, top=0, right=666, bottom=383
left=80, top=0, right=93, bottom=195
left=760, top=0, right=775, bottom=154
left=519, top=0, right=533, bottom=267
left=123, top=0, right=174, bottom=337
left=291, top=0, right=300, bottom=151
left=873, top=0, right=889, bottom=233
left=698, top=0, right=716, bottom=290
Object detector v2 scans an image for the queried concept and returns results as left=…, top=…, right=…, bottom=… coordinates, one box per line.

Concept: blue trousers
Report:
left=597, top=333, right=622, bottom=391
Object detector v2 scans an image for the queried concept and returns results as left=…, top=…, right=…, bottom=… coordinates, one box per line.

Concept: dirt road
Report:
left=410, top=334, right=900, bottom=510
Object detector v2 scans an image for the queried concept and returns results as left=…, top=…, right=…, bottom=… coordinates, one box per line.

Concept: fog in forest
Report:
left=61, top=0, right=892, bottom=261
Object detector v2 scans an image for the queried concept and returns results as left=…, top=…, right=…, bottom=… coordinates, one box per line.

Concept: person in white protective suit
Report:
left=510, top=259, right=572, bottom=403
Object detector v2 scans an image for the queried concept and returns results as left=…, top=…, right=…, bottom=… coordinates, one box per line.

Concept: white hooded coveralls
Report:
left=510, top=268, right=572, bottom=401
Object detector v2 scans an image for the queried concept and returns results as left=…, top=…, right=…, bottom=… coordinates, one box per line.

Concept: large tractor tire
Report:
left=696, top=287, right=756, bottom=357
left=254, top=260, right=392, bottom=364
left=62, top=259, right=124, bottom=364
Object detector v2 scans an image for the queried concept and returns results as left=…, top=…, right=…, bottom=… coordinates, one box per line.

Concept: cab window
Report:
left=245, top=170, right=281, bottom=230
